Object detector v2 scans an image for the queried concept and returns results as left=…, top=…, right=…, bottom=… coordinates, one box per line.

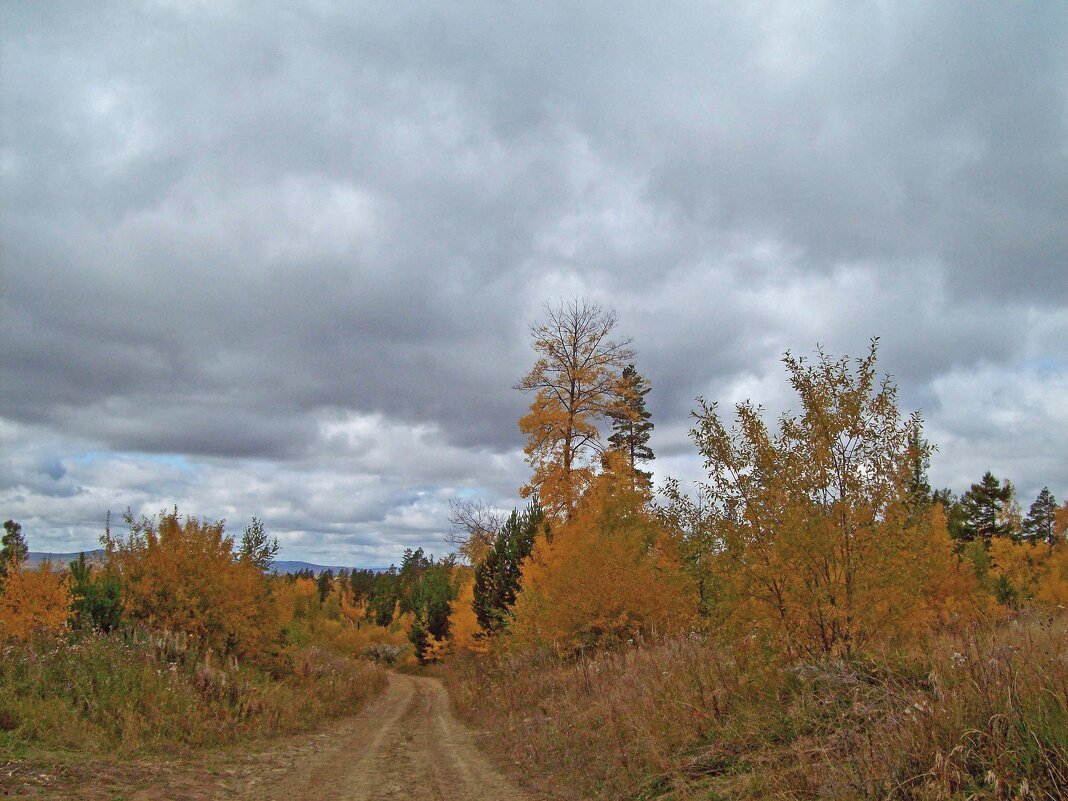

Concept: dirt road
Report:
left=2, top=673, right=529, bottom=801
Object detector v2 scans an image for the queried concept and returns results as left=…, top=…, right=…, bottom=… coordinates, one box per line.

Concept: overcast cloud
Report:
left=2, top=2, right=1066, bottom=564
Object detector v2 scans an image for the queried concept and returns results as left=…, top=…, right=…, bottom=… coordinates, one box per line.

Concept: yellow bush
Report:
left=104, top=510, right=274, bottom=660
left=0, top=563, right=71, bottom=639
left=512, top=472, right=696, bottom=651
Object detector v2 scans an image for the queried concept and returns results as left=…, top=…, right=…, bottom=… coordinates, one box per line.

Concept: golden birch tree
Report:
left=516, top=299, right=634, bottom=519
left=666, top=340, right=963, bottom=658
left=511, top=460, right=696, bottom=652
left=0, top=562, right=71, bottom=639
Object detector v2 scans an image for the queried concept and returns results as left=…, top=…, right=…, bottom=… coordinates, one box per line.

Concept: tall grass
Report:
left=0, top=627, right=386, bottom=756
left=442, top=612, right=1068, bottom=800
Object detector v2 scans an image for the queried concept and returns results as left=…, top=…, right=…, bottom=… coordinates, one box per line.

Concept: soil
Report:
left=0, top=673, right=529, bottom=801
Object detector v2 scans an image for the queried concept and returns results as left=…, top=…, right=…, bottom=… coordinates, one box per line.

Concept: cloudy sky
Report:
left=2, top=2, right=1065, bottom=565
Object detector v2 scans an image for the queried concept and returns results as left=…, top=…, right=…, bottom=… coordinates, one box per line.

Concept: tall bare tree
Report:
left=446, top=498, right=505, bottom=564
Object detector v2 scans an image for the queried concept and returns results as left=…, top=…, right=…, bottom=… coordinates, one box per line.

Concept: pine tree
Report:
left=905, top=428, right=932, bottom=511
left=68, top=553, right=123, bottom=632
left=473, top=499, right=545, bottom=634
left=1022, top=487, right=1059, bottom=546
left=0, top=520, right=28, bottom=582
left=606, top=364, right=655, bottom=490
left=932, top=489, right=969, bottom=544
left=239, top=517, right=279, bottom=572
left=959, top=472, right=1015, bottom=544
left=316, top=569, right=335, bottom=604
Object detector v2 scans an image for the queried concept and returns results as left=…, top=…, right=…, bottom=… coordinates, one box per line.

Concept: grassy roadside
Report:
left=0, top=629, right=387, bottom=760
left=441, top=613, right=1068, bottom=800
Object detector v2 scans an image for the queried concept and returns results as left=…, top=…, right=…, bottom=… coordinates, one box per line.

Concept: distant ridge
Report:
left=271, top=560, right=390, bottom=575
left=25, top=551, right=387, bottom=575
left=26, top=549, right=106, bottom=568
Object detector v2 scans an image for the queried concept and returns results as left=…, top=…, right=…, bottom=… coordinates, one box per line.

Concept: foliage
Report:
left=0, top=628, right=386, bottom=755
left=606, top=364, right=655, bottom=491
left=239, top=517, right=279, bottom=571
left=0, top=520, right=28, bottom=584
left=512, top=466, right=696, bottom=652
left=445, top=574, right=484, bottom=655
left=959, top=471, right=1018, bottom=544
left=275, top=573, right=410, bottom=664
left=662, top=341, right=974, bottom=658
left=472, top=499, right=545, bottom=635
left=517, top=299, right=635, bottom=519
left=1022, top=487, right=1059, bottom=545
left=316, top=568, right=335, bottom=603
left=446, top=497, right=504, bottom=564
left=68, top=553, right=123, bottom=633
left=0, top=562, right=71, bottom=639
left=407, top=558, right=458, bottom=664
left=102, top=509, right=275, bottom=660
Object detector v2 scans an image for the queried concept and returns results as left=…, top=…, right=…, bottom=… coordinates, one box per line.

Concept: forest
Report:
left=1, top=300, right=1066, bottom=800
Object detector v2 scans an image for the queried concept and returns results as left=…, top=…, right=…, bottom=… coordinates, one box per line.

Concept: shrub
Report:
left=0, top=563, right=71, bottom=640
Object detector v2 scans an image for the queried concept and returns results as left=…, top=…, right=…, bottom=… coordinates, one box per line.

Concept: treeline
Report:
left=0, top=514, right=473, bottom=666
left=451, top=304, right=1068, bottom=661
left=0, top=512, right=393, bottom=754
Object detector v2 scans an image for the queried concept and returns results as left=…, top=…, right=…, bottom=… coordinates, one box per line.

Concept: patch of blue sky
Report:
left=73, top=451, right=197, bottom=471
left=1025, top=357, right=1067, bottom=375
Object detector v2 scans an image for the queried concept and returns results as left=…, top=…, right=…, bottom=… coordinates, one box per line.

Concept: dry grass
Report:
left=0, top=628, right=387, bottom=757
left=442, top=612, right=1068, bottom=800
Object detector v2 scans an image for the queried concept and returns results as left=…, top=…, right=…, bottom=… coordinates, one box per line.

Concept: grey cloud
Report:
left=2, top=2, right=1065, bottom=561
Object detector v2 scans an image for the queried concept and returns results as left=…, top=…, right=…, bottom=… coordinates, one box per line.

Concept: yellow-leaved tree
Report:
left=0, top=562, right=72, bottom=639
left=662, top=341, right=980, bottom=659
left=103, top=509, right=275, bottom=660
left=511, top=457, right=696, bottom=652
left=517, top=299, right=635, bottom=520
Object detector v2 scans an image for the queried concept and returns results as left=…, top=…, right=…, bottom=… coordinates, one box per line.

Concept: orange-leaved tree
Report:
left=0, top=562, right=72, bottom=639
left=663, top=340, right=978, bottom=658
left=511, top=456, right=696, bottom=652
left=517, top=299, right=635, bottom=520
left=103, top=509, right=275, bottom=660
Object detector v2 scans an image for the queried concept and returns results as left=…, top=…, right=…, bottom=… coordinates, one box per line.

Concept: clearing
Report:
left=1, top=673, right=529, bottom=801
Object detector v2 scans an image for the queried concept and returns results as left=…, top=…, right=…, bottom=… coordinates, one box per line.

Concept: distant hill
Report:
left=26, top=549, right=106, bottom=568
left=25, top=551, right=386, bottom=575
left=271, top=560, right=390, bottom=575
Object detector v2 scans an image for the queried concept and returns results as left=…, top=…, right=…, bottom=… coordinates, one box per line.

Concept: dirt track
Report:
left=2, top=673, right=529, bottom=801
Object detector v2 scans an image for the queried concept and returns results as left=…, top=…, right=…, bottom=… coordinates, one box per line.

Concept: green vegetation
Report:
left=0, top=629, right=385, bottom=755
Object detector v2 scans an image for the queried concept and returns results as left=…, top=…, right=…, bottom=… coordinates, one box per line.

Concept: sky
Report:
left=1, top=2, right=1066, bottom=566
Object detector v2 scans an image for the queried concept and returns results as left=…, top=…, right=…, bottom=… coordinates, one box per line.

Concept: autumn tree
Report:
left=0, top=561, right=71, bottom=639
left=511, top=464, right=695, bottom=652
left=446, top=498, right=505, bottom=564
left=959, top=472, right=1017, bottom=544
left=102, top=508, right=275, bottom=660
left=663, top=341, right=955, bottom=658
left=932, top=488, right=969, bottom=543
left=517, top=299, right=635, bottom=519
left=606, top=364, right=655, bottom=491
left=1022, top=487, right=1059, bottom=546
left=472, top=498, right=545, bottom=634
